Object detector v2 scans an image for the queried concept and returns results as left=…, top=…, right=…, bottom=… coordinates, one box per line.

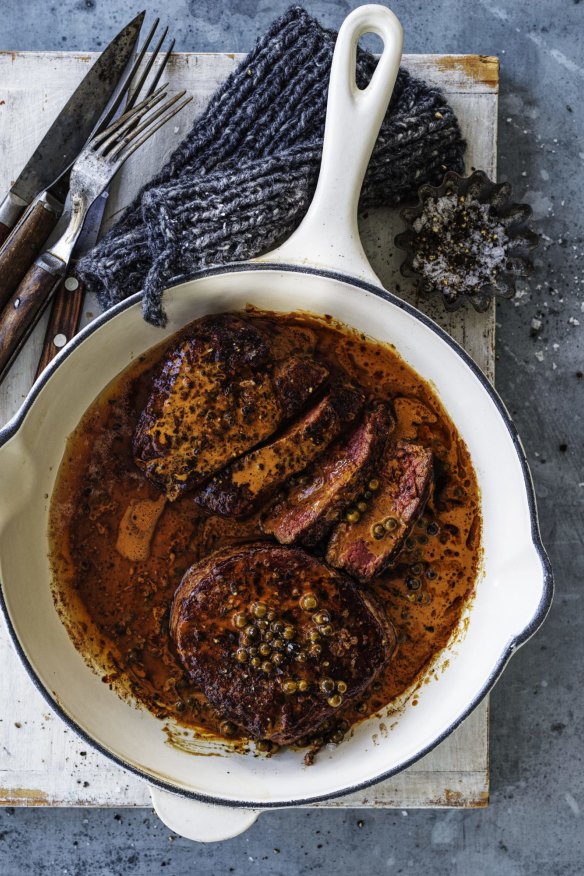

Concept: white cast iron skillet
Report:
left=0, top=6, right=552, bottom=842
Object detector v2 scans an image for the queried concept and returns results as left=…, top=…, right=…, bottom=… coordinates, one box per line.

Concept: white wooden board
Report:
left=0, top=51, right=498, bottom=808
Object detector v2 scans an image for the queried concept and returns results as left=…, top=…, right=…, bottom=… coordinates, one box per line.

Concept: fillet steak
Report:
left=133, top=315, right=328, bottom=499
left=170, top=543, right=396, bottom=744
left=194, top=382, right=364, bottom=519
left=326, top=441, right=433, bottom=582
left=262, top=403, right=395, bottom=547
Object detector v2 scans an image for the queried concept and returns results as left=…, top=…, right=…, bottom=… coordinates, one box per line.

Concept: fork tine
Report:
left=109, top=90, right=188, bottom=161
left=146, top=37, right=175, bottom=98
left=112, top=94, right=193, bottom=166
left=92, top=86, right=169, bottom=153
left=124, top=18, right=161, bottom=109
left=97, top=19, right=161, bottom=132
left=126, top=25, right=169, bottom=110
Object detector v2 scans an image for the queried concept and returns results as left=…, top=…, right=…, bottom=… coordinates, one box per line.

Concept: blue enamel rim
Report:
left=0, top=262, right=554, bottom=809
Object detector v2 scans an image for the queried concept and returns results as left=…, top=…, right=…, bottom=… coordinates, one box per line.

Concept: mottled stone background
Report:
left=0, top=0, right=582, bottom=873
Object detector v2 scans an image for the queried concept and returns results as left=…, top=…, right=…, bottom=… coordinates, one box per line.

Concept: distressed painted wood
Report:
left=0, top=51, right=497, bottom=809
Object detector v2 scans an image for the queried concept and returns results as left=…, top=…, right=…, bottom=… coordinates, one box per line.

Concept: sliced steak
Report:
left=262, top=403, right=395, bottom=548
left=133, top=314, right=328, bottom=499
left=194, top=382, right=364, bottom=519
left=326, top=441, right=433, bottom=582
left=170, top=543, right=396, bottom=744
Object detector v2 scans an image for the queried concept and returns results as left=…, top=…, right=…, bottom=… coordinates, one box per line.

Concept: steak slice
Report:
left=262, top=403, right=395, bottom=547
left=133, top=314, right=328, bottom=499
left=326, top=441, right=433, bottom=582
left=170, top=543, right=396, bottom=744
left=194, top=382, right=364, bottom=519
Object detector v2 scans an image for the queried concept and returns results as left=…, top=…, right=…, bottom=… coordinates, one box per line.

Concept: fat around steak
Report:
left=133, top=315, right=328, bottom=499
left=170, top=543, right=396, bottom=744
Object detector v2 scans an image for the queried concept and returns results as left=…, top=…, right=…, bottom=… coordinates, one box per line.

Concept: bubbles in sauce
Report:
left=48, top=311, right=481, bottom=751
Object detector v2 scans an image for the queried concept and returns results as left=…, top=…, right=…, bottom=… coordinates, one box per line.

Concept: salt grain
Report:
left=411, top=193, right=510, bottom=306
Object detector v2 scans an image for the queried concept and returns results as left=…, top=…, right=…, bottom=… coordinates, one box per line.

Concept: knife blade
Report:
left=34, top=191, right=108, bottom=378
left=0, top=10, right=144, bottom=244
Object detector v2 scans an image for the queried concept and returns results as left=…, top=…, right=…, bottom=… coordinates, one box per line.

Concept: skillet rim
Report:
left=0, top=261, right=554, bottom=808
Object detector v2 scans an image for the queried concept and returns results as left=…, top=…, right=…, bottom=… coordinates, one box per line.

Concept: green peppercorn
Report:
left=427, top=522, right=440, bottom=536
left=272, top=638, right=284, bottom=651
left=282, top=625, right=295, bottom=640
left=308, top=629, right=320, bottom=642
left=244, top=624, right=259, bottom=639
left=270, top=620, right=283, bottom=633
left=357, top=501, right=368, bottom=513
left=282, top=680, right=298, bottom=694
left=272, top=652, right=284, bottom=666
left=250, top=656, right=261, bottom=668
left=336, top=680, right=348, bottom=694
left=368, top=479, right=380, bottom=492
left=261, top=660, right=273, bottom=674
left=383, top=516, right=398, bottom=531
left=259, top=642, right=271, bottom=657
left=328, top=694, right=343, bottom=708
left=346, top=508, right=361, bottom=523
left=300, top=594, right=317, bottom=611
left=320, top=678, right=335, bottom=694
left=266, top=610, right=276, bottom=622
left=313, top=611, right=330, bottom=625
left=372, top=523, right=385, bottom=540
left=235, top=648, right=248, bottom=663
left=253, top=602, right=267, bottom=618
left=298, top=680, right=309, bottom=692
left=233, top=613, right=247, bottom=628
left=411, top=563, right=424, bottom=576
left=319, top=624, right=333, bottom=637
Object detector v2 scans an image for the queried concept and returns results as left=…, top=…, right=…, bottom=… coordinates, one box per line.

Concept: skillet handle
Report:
left=258, top=4, right=403, bottom=285
left=150, top=787, right=261, bottom=842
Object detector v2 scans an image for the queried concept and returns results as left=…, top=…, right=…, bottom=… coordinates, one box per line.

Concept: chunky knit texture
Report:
left=78, top=6, right=466, bottom=326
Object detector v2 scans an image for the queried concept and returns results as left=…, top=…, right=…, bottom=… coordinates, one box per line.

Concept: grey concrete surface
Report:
left=0, top=0, right=582, bottom=873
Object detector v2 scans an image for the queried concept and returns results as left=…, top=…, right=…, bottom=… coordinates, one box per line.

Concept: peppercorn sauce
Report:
left=48, top=311, right=481, bottom=748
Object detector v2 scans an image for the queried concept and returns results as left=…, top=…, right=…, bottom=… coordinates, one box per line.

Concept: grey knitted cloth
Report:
left=78, top=6, right=466, bottom=326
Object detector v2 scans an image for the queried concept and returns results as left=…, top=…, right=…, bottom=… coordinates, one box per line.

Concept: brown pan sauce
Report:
left=49, top=311, right=481, bottom=750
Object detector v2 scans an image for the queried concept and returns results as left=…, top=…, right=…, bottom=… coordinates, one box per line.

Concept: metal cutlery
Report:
left=35, top=19, right=177, bottom=378
left=0, top=87, right=191, bottom=384
left=0, top=11, right=144, bottom=292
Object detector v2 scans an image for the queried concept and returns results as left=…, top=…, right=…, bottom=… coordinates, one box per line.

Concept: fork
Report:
left=0, top=85, right=191, bottom=384
left=34, top=18, right=177, bottom=379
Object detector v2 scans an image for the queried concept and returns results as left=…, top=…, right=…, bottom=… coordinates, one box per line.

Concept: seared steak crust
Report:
left=327, top=441, right=433, bottom=582
left=170, top=543, right=396, bottom=744
left=194, top=382, right=364, bottom=519
left=262, top=403, right=395, bottom=548
left=133, top=315, right=328, bottom=499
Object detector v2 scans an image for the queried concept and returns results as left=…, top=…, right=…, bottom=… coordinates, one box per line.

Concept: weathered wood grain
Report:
left=0, top=51, right=497, bottom=809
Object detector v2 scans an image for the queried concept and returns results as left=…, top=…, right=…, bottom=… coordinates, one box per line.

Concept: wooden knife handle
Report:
left=0, top=259, right=62, bottom=386
left=35, top=273, right=85, bottom=379
left=0, top=199, right=61, bottom=311
left=0, top=223, right=11, bottom=247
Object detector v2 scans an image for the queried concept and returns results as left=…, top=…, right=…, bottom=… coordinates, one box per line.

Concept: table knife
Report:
left=0, top=11, right=144, bottom=305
